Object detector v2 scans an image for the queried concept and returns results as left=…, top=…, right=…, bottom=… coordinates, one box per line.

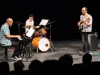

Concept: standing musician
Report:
left=25, top=14, right=39, bottom=33
left=0, top=18, right=21, bottom=60
left=78, top=7, right=93, bottom=54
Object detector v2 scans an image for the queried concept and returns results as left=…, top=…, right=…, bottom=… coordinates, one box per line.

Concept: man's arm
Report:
left=78, top=15, right=83, bottom=26
left=3, top=26, right=20, bottom=39
left=5, top=35, right=20, bottom=39
left=78, top=21, right=83, bottom=26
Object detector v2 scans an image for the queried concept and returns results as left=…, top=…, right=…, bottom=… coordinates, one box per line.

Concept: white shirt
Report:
left=25, top=19, right=34, bottom=32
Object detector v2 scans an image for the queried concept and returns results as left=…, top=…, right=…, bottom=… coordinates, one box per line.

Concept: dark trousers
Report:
left=11, top=40, right=20, bottom=57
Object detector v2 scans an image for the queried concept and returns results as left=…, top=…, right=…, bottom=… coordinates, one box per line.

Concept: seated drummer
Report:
left=0, top=18, right=21, bottom=61
left=25, top=14, right=39, bottom=33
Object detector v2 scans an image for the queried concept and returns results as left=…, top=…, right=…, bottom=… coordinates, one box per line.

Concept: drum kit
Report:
left=14, top=21, right=55, bottom=53
left=24, top=26, right=51, bottom=52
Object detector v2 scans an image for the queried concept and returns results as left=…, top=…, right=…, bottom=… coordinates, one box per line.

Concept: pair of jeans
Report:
left=82, top=34, right=92, bottom=53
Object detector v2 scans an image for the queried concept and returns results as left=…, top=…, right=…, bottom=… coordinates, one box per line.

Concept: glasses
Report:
left=81, top=10, right=86, bottom=11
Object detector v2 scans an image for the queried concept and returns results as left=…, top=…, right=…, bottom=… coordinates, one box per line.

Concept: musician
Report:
left=25, top=14, right=39, bottom=33
left=78, top=7, right=93, bottom=54
left=0, top=18, right=21, bottom=60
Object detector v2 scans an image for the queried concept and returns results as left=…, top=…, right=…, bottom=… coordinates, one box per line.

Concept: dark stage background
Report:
left=0, top=0, right=100, bottom=41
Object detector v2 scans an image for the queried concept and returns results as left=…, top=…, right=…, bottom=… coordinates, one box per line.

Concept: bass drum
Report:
left=32, top=37, right=51, bottom=52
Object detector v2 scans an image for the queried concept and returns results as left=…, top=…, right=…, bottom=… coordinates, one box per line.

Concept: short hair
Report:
left=82, top=7, right=88, bottom=11
left=82, top=53, right=92, bottom=64
left=29, top=14, right=34, bottom=18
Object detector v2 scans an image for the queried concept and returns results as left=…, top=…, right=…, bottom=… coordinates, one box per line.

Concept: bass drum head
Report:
left=38, top=38, right=50, bottom=52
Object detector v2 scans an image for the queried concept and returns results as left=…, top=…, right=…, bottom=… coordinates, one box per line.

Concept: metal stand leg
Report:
left=5, top=48, right=8, bottom=61
left=37, top=47, right=39, bottom=53
left=25, top=48, right=28, bottom=61
left=85, top=34, right=89, bottom=53
left=28, top=44, right=38, bottom=59
left=21, top=43, right=38, bottom=62
left=50, top=41, right=55, bottom=52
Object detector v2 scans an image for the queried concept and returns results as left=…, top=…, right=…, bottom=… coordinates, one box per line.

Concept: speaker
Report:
left=91, top=32, right=98, bottom=51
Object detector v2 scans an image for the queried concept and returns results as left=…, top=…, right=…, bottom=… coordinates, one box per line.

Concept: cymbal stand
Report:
left=49, top=22, right=55, bottom=52
left=18, top=22, right=20, bottom=35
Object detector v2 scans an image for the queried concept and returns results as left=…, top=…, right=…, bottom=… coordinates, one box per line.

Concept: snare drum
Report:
left=34, top=28, right=47, bottom=37
left=39, top=28, right=47, bottom=35
left=32, top=37, right=50, bottom=52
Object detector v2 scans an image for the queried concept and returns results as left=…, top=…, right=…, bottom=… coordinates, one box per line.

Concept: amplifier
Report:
left=91, top=32, right=98, bottom=51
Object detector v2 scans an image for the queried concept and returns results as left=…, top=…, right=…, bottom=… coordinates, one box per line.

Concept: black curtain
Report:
left=0, top=0, right=100, bottom=40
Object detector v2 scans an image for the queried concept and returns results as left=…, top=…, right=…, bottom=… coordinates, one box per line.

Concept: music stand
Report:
left=39, top=19, right=49, bottom=26
left=81, top=32, right=95, bottom=53
left=26, top=28, right=35, bottom=37
left=19, top=28, right=38, bottom=61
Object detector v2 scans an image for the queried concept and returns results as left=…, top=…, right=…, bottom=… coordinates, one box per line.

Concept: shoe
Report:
left=11, top=56, right=19, bottom=61
left=89, top=51, right=93, bottom=55
left=17, top=55, right=21, bottom=60
left=79, top=51, right=83, bottom=54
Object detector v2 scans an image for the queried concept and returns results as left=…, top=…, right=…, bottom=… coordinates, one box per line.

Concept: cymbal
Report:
left=14, top=21, right=24, bottom=25
left=23, top=26, right=34, bottom=28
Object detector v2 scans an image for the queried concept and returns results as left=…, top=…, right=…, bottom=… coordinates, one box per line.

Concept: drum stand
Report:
left=18, top=23, right=20, bottom=35
left=49, top=23, right=55, bottom=51
left=21, top=42, right=38, bottom=62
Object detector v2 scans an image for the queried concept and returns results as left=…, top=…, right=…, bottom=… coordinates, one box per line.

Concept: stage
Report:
left=0, top=39, right=100, bottom=71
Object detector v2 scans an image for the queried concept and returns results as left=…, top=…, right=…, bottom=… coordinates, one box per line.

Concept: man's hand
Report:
left=78, top=21, right=84, bottom=26
left=15, top=35, right=21, bottom=38
left=83, top=22, right=91, bottom=26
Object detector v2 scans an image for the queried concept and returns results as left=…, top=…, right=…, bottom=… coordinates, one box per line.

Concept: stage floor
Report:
left=0, top=39, right=100, bottom=71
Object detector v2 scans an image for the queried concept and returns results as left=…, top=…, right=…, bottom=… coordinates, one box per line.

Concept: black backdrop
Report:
left=0, top=0, right=100, bottom=41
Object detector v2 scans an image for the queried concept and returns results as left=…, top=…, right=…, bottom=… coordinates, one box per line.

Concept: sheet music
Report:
left=39, top=19, right=49, bottom=26
left=26, top=28, right=35, bottom=37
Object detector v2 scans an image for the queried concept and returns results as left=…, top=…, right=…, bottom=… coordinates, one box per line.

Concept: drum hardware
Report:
left=34, top=28, right=47, bottom=37
left=31, top=21, right=55, bottom=53
left=23, top=26, right=35, bottom=28
left=18, top=38, right=38, bottom=61
left=21, top=43, right=38, bottom=61
left=23, top=25, right=40, bottom=28
left=48, top=21, right=56, bottom=52
left=14, top=21, right=24, bottom=35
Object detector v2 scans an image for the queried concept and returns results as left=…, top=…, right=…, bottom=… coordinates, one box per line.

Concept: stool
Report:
left=0, top=44, right=11, bottom=61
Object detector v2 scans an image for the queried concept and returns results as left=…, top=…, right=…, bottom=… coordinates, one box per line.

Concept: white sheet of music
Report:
left=39, top=19, right=49, bottom=26
left=26, top=28, right=35, bottom=37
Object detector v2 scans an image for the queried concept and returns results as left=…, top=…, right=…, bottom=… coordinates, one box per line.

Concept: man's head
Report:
left=82, top=53, right=92, bottom=64
left=29, top=14, right=34, bottom=21
left=6, top=18, right=13, bottom=27
left=59, top=54, right=73, bottom=66
left=81, top=7, right=88, bottom=15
